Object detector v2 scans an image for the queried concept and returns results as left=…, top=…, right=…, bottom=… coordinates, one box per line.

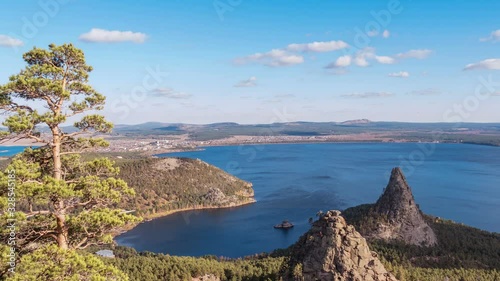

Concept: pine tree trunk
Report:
left=52, top=130, right=62, bottom=180
left=51, top=127, right=69, bottom=249
left=55, top=212, right=69, bottom=250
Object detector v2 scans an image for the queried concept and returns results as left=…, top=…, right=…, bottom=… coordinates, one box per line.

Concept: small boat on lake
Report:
left=274, top=220, right=294, bottom=229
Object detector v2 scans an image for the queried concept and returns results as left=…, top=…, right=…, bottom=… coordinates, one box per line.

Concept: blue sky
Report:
left=0, top=0, right=499, bottom=124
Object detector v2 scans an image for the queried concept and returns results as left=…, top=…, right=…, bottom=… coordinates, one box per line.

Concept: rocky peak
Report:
left=375, top=167, right=418, bottom=219
left=370, top=167, right=437, bottom=246
left=283, top=210, right=398, bottom=281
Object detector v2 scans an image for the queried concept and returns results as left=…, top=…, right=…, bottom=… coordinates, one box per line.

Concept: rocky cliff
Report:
left=283, top=210, right=398, bottom=281
left=344, top=167, right=437, bottom=247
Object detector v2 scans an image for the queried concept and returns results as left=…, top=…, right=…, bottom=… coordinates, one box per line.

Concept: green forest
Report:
left=89, top=214, right=500, bottom=281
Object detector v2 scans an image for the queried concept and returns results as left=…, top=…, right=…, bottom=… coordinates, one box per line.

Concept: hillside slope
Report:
left=116, top=157, right=255, bottom=218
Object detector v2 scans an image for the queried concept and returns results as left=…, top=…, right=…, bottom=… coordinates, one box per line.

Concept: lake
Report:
left=0, top=146, right=29, bottom=157
left=115, top=142, right=500, bottom=258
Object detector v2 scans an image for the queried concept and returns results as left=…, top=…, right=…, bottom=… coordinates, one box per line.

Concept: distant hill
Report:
left=108, top=121, right=500, bottom=146
left=5, top=121, right=500, bottom=147
left=339, top=118, right=372, bottom=125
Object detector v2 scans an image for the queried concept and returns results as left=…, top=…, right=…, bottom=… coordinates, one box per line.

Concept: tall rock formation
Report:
left=283, top=210, right=398, bottom=281
left=367, top=167, right=437, bottom=246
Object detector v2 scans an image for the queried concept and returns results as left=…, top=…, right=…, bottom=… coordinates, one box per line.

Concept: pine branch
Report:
left=25, top=210, right=52, bottom=218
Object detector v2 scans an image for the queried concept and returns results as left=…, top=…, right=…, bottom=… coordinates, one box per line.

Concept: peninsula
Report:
left=114, top=155, right=255, bottom=222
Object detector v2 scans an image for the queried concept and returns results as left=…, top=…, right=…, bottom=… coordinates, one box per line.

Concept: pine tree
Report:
left=0, top=43, right=139, bottom=278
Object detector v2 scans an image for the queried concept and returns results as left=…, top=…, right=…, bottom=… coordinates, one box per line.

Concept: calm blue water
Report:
left=115, top=143, right=500, bottom=258
left=0, top=146, right=29, bottom=156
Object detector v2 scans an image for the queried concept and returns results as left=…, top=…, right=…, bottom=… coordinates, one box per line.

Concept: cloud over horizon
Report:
left=79, top=28, right=147, bottom=43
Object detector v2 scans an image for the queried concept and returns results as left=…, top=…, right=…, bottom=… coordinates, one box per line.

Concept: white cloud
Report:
left=388, top=71, right=409, bottom=78
left=0, top=35, right=23, bottom=47
left=327, top=49, right=385, bottom=68
left=375, top=55, right=396, bottom=64
left=235, top=40, right=348, bottom=67
left=327, top=47, right=396, bottom=68
left=79, top=28, right=147, bottom=43
left=151, top=88, right=192, bottom=99
left=480, top=29, right=500, bottom=42
left=464, top=58, right=500, bottom=70
left=327, top=47, right=431, bottom=71
left=234, top=76, right=257, bottom=87
left=235, top=49, right=304, bottom=67
left=395, top=49, right=433, bottom=59
left=286, top=40, right=349, bottom=52
left=352, top=47, right=375, bottom=67
left=341, top=92, right=394, bottom=98
left=354, top=56, right=369, bottom=67
left=326, top=55, right=352, bottom=68
left=367, top=29, right=390, bottom=38
left=408, top=88, right=440, bottom=95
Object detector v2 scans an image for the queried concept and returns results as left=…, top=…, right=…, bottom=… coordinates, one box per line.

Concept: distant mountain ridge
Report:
left=107, top=121, right=500, bottom=146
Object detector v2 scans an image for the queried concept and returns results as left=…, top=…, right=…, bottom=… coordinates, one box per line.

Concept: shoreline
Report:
left=114, top=199, right=256, bottom=238
left=2, top=138, right=496, bottom=157
left=142, top=198, right=256, bottom=221
left=148, top=139, right=492, bottom=157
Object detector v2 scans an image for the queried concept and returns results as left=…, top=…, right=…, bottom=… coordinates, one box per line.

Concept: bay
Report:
left=115, top=143, right=500, bottom=258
